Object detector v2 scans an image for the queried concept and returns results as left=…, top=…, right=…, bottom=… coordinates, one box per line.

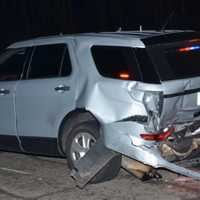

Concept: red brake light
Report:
left=140, top=127, right=174, bottom=142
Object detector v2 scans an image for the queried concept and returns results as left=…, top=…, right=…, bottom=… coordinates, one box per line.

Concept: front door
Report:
left=0, top=48, right=28, bottom=151
left=16, top=43, right=76, bottom=155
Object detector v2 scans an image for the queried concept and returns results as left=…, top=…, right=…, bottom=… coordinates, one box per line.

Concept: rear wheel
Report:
left=63, top=120, right=121, bottom=183
left=70, top=129, right=97, bottom=165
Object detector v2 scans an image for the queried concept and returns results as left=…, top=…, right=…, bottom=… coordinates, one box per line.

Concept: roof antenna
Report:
left=139, top=25, right=143, bottom=32
left=117, top=27, right=122, bottom=32
left=161, top=9, right=176, bottom=32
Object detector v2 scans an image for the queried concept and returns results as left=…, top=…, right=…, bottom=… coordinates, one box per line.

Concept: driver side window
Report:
left=0, top=48, right=27, bottom=81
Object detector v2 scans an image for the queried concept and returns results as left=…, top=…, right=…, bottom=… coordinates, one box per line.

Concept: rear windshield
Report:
left=146, top=43, right=200, bottom=81
left=165, top=45, right=200, bottom=80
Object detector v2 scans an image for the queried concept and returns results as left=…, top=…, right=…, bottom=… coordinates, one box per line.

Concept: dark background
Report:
left=0, top=0, right=199, bottom=49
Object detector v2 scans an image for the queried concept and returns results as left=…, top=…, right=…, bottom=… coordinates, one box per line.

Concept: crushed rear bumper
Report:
left=103, top=121, right=200, bottom=180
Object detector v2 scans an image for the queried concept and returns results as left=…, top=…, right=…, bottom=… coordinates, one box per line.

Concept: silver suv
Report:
left=1, top=30, right=200, bottom=185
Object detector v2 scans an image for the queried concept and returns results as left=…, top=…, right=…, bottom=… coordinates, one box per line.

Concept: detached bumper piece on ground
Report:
left=70, top=139, right=121, bottom=188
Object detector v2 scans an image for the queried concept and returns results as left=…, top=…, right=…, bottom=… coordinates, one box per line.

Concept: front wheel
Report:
left=64, top=121, right=121, bottom=183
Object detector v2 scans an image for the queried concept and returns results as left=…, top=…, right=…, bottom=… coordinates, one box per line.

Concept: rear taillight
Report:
left=140, top=127, right=174, bottom=142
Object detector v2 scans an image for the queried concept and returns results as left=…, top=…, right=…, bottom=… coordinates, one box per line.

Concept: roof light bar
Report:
left=189, top=38, right=200, bottom=43
left=179, top=45, right=200, bottom=52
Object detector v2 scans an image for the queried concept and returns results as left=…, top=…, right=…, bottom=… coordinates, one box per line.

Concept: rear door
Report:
left=0, top=48, right=28, bottom=151
left=16, top=42, right=77, bottom=155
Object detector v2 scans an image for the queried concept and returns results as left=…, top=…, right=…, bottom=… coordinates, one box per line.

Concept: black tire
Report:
left=64, top=121, right=121, bottom=184
left=59, top=112, right=97, bottom=154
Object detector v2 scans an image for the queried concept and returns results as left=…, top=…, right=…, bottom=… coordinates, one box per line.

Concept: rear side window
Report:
left=0, top=48, right=27, bottom=81
left=28, top=44, right=71, bottom=79
left=91, top=46, right=141, bottom=81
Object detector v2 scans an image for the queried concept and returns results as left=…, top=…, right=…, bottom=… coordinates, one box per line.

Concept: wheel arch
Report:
left=57, top=108, right=100, bottom=155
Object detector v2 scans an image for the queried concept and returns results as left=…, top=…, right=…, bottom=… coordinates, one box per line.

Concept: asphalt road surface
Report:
left=0, top=152, right=199, bottom=200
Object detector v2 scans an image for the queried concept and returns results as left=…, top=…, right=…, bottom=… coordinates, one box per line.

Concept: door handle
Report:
left=0, top=88, right=10, bottom=96
left=54, top=85, right=70, bottom=93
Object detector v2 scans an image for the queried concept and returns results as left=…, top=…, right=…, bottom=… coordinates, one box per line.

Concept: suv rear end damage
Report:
left=72, top=31, right=200, bottom=186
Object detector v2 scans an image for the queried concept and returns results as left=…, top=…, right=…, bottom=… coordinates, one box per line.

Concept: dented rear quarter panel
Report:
left=73, top=36, right=149, bottom=123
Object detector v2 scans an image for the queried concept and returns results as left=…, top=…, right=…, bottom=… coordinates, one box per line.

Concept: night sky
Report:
left=0, top=0, right=199, bottom=49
